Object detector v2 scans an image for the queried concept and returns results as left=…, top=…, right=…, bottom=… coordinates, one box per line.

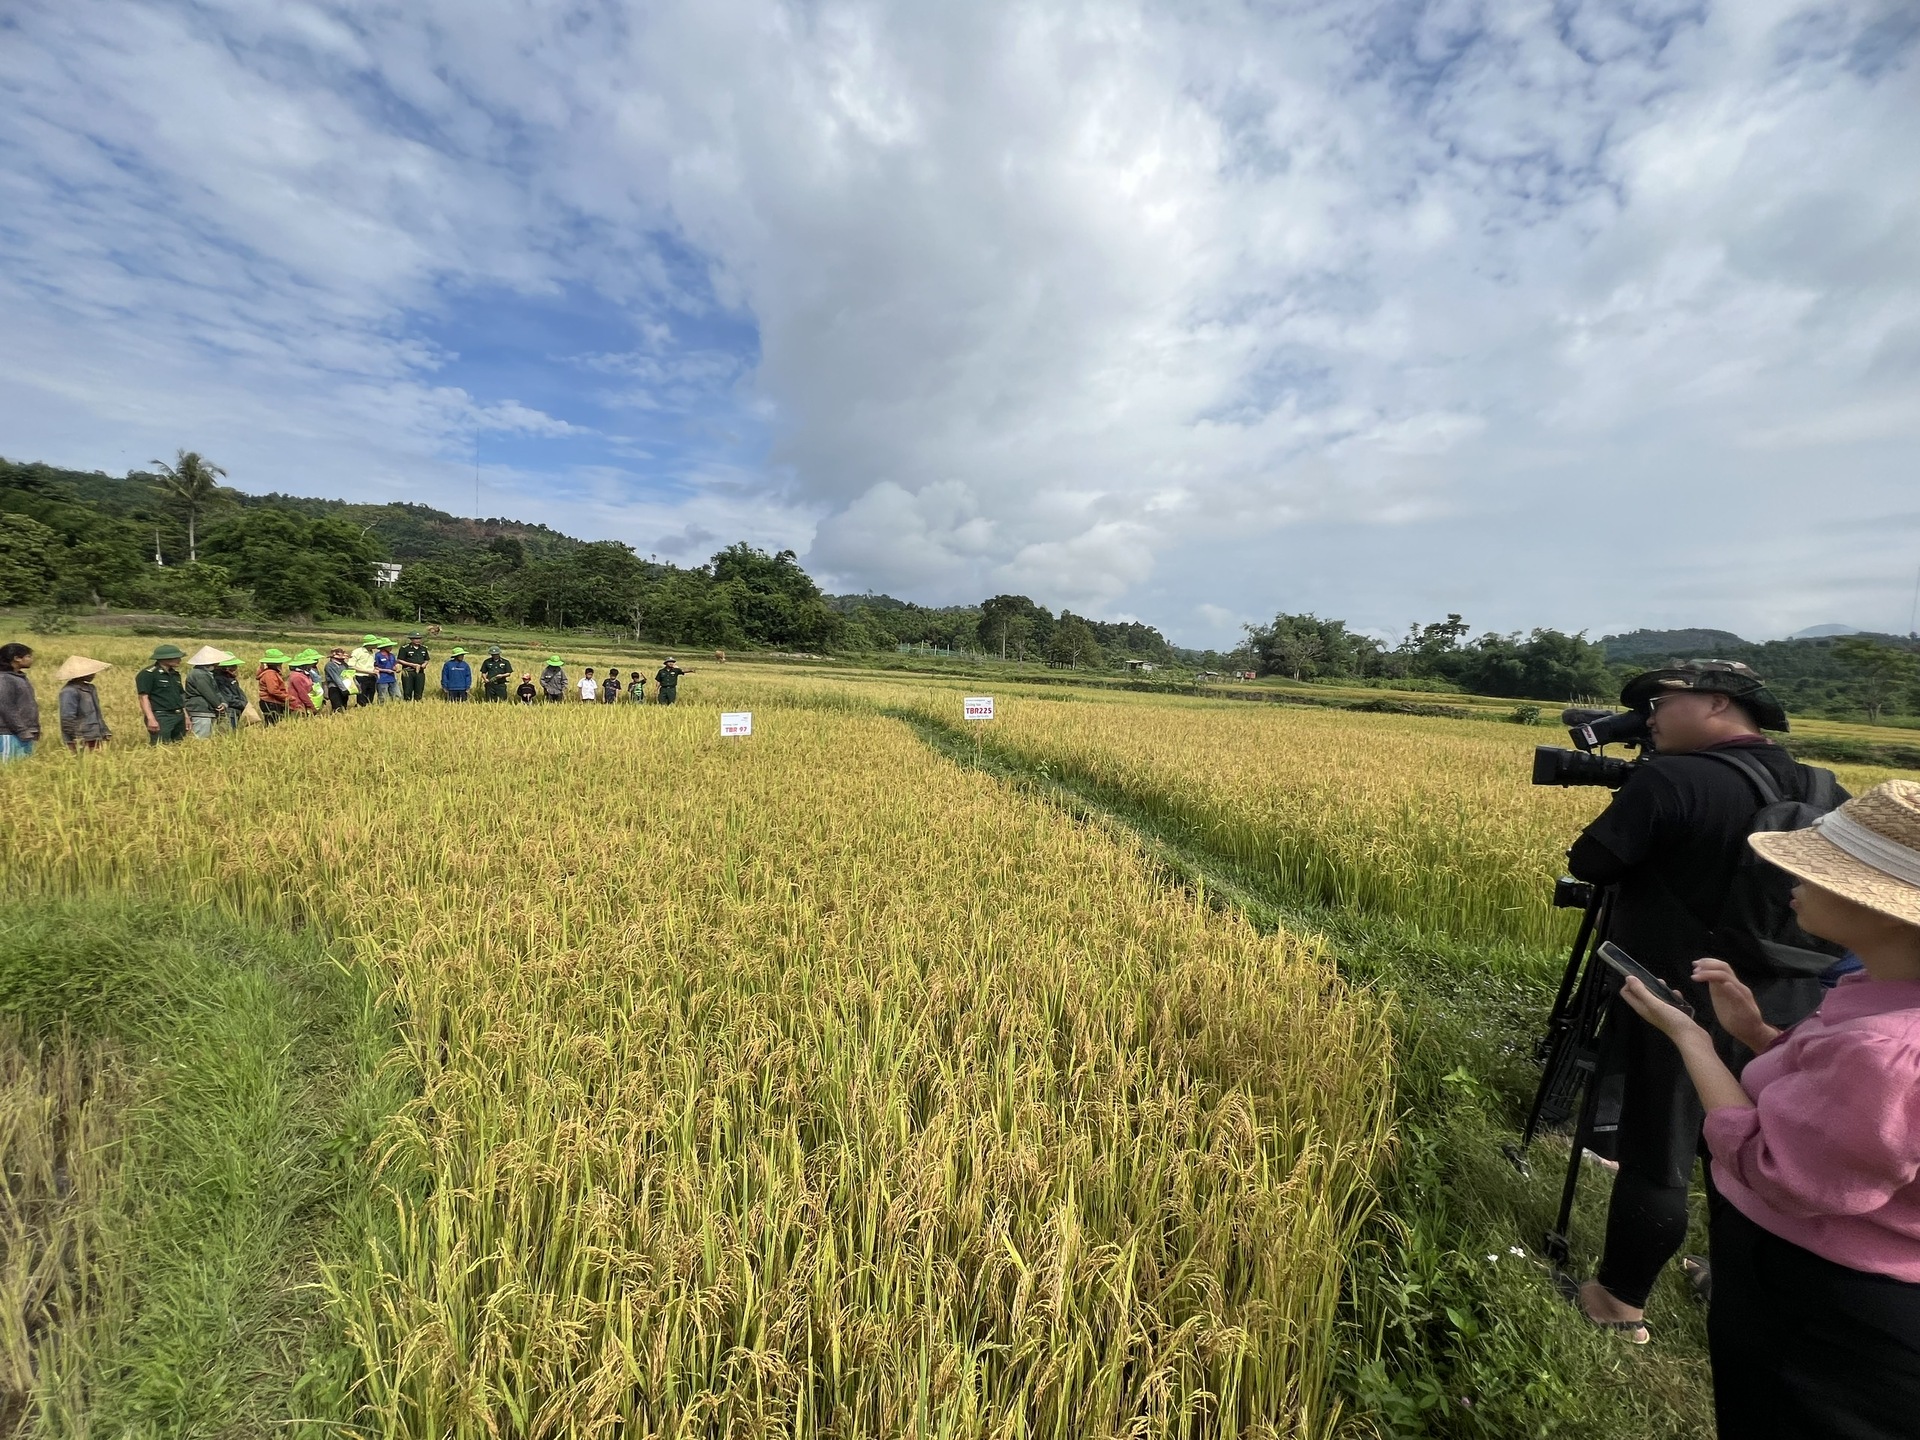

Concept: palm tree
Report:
left=149, top=450, right=228, bottom=564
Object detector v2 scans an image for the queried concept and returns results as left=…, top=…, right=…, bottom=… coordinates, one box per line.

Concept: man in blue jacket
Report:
left=440, top=648, right=473, bottom=701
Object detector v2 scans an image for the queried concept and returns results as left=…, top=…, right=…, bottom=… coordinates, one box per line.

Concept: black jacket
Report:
left=1570, top=738, right=1846, bottom=1028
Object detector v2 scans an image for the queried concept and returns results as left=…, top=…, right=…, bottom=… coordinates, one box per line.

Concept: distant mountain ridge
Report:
left=1601, top=628, right=1750, bottom=661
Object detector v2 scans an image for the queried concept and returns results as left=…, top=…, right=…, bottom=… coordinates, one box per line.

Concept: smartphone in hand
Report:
left=1597, top=942, right=1694, bottom=1017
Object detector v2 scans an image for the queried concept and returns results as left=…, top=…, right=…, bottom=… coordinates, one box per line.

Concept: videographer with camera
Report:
left=1559, top=662, right=1846, bottom=1344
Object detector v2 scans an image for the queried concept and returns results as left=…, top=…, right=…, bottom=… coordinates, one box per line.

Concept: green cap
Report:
left=450, top=647, right=466, bottom=657
left=489, top=645, right=502, bottom=655
left=261, top=647, right=290, bottom=664
left=292, top=648, right=321, bottom=665
left=150, top=643, right=184, bottom=661
left=362, top=634, right=380, bottom=645
left=407, top=631, right=423, bottom=639
left=547, top=656, right=563, bottom=667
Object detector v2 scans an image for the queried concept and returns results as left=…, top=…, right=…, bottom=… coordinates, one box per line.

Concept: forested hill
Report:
left=0, top=456, right=1190, bottom=661
left=1602, top=625, right=1920, bottom=720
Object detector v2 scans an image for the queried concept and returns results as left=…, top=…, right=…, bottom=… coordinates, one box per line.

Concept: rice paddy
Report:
left=4, top=639, right=1907, bottom=1436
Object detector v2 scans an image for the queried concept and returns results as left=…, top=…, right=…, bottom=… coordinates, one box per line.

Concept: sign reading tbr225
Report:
left=963, top=696, right=994, bottom=721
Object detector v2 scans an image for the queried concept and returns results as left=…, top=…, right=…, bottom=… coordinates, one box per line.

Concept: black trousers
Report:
left=1595, top=999, right=1704, bottom=1308
left=1709, top=1196, right=1920, bottom=1439
left=354, top=676, right=375, bottom=706
left=326, top=685, right=349, bottom=713
left=401, top=669, right=426, bottom=701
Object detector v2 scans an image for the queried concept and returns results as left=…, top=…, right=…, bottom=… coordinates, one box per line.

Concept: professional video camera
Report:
left=1530, top=705, right=1650, bottom=789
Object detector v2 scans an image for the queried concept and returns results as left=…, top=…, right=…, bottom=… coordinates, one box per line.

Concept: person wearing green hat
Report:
left=479, top=645, right=513, bottom=702
left=440, top=647, right=473, bottom=701
left=285, top=649, right=317, bottom=717
left=540, top=656, right=567, bottom=703
left=257, top=648, right=291, bottom=725
left=654, top=656, right=691, bottom=706
left=348, top=635, right=379, bottom=707
left=397, top=632, right=431, bottom=701
left=136, top=644, right=189, bottom=744
left=213, top=652, right=249, bottom=730
left=374, top=640, right=399, bottom=702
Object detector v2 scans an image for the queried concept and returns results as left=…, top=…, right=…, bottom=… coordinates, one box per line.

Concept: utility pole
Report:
left=1909, top=562, right=1919, bottom=639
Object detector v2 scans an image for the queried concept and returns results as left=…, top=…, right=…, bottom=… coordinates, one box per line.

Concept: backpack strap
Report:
left=1693, top=747, right=1784, bottom=807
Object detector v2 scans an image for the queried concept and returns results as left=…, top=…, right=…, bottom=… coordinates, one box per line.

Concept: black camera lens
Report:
left=1532, top=745, right=1635, bottom=789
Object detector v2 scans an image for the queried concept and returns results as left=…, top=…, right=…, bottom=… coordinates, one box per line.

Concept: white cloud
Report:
left=2, top=0, right=1918, bottom=645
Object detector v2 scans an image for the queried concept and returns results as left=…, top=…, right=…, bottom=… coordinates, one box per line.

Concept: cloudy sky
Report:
left=4, top=1, right=1918, bottom=646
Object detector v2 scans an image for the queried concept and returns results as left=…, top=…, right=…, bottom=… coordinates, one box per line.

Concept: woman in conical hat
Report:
left=1620, top=779, right=1920, bottom=1437
left=55, top=654, right=112, bottom=752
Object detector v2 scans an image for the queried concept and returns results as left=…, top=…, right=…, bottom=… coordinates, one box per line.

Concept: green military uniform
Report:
left=136, top=645, right=188, bottom=745
left=655, top=660, right=684, bottom=706
left=479, top=649, right=513, bottom=701
left=397, top=635, right=431, bottom=701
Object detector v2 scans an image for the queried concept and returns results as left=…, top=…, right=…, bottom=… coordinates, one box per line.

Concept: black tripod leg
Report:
left=1544, top=1039, right=1608, bottom=1267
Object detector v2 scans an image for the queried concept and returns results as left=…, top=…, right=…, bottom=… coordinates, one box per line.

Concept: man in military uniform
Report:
left=654, top=656, right=690, bottom=706
left=135, top=643, right=189, bottom=745
left=397, top=632, right=431, bottom=701
left=478, top=645, right=513, bottom=702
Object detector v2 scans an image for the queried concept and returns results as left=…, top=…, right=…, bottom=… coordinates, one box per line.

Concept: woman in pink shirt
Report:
left=1623, top=778, right=1920, bottom=1439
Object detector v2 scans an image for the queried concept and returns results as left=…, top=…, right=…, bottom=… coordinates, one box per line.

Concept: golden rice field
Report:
left=5, top=636, right=1910, bottom=1436
left=2, top=640, right=1391, bottom=1438
left=774, top=673, right=1903, bottom=950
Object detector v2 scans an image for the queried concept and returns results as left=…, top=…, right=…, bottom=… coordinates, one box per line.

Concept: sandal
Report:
left=1551, top=1270, right=1651, bottom=1345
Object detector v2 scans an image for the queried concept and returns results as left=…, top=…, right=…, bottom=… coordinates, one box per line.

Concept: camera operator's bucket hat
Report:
left=1751, top=779, right=1920, bottom=927
left=1619, top=660, right=1788, bottom=732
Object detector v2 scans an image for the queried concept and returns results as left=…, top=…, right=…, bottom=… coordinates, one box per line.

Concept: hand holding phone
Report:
left=1598, top=942, right=1693, bottom=1018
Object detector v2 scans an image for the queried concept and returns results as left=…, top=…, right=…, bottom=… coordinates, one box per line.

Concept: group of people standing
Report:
left=0, top=635, right=694, bottom=757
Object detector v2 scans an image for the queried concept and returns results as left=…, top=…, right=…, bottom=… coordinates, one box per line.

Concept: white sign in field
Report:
left=963, top=696, right=994, bottom=721
left=720, top=711, right=753, bottom=737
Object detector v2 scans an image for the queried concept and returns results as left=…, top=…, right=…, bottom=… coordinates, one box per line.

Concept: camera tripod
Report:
left=1505, top=878, right=1617, bottom=1266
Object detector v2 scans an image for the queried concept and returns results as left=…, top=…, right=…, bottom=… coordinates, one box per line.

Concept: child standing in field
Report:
left=55, top=655, right=110, bottom=751
left=375, top=642, right=398, bottom=702
left=0, top=642, right=37, bottom=760
left=516, top=674, right=537, bottom=704
left=601, top=669, right=622, bottom=704
left=578, top=668, right=597, bottom=702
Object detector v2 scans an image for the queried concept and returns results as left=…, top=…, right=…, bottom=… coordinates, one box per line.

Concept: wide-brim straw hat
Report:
left=56, top=655, right=111, bottom=683
left=186, top=645, right=231, bottom=667
left=1751, top=779, right=1920, bottom=927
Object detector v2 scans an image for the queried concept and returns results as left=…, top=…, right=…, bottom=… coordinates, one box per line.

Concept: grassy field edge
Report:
left=0, top=898, right=406, bottom=1436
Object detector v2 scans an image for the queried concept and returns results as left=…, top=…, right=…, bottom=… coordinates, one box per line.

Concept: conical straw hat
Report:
left=55, top=655, right=111, bottom=683
left=186, top=645, right=230, bottom=666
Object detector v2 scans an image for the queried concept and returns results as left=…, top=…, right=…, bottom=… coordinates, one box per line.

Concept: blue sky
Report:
left=3, top=0, right=1918, bottom=645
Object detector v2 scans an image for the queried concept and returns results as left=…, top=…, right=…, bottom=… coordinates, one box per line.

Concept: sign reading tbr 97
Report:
left=963, top=696, right=994, bottom=721
left=720, top=711, right=753, bottom=737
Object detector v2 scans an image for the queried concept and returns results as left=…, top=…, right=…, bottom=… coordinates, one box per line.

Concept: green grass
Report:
left=0, top=898, right=403, bottom=1437
left=895, top=706, right=1717, bottom=1439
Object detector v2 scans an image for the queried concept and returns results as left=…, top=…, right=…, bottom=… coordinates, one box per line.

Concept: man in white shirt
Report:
left=577, top=668, right=598, bottom=702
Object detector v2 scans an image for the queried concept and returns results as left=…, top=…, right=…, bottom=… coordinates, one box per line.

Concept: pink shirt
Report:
left=1705, top=974, right=1920, bottom=1280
